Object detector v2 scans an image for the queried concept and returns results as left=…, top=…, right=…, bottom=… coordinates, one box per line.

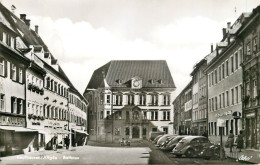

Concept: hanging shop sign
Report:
left=0, top=115, right=25, bottom=127
left=246, top=112, right=255, bottom=118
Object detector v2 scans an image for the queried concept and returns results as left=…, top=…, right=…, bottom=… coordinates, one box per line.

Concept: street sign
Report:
left=217, top=118, right=225, bottom=127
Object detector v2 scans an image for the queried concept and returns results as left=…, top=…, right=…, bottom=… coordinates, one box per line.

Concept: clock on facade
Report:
left=133, top=80, right=140, bottom=87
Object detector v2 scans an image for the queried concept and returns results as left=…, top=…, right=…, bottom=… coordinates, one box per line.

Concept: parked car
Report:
left=161, top=136, right=186, bottom=151
left=156, top=134, right=176, bottom=147
left=153, top=135, right=163, bottom=144
left=198, top=143, right=225, bottom=160
left=171, top=136, right=212, bottom=158
left=160, top=136, right=176, bottom=149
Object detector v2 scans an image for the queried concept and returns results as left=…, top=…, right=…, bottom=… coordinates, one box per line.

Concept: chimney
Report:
left=25, top=19, right=30, bottom=27
left=222, top=28, right=226, bottom=38
left=35, top=25, right=39, bottom=34
left=11, top=5, right=16, bottom=14
left=227, top=22, right=231, bottom=32
left=216, top=45, right=219, bottom=55
left=211, top=44, right=213, bottom=53
left=20, top=14, right=26, bottom=21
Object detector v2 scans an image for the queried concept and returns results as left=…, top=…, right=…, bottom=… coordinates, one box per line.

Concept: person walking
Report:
left=227, top=130, right=234, bottom=153
left=236, top=130, right=244, bottom=152
left=65, top=136, right=70, bottom=150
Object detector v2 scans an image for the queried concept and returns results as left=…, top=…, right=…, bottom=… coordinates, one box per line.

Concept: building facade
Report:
left=0, top=3, right=88, bottom=156
left=191, top=59, right=208, bottom=136
left=239, top=6, right=260, bottom=149
left=84, top=60, right=175, bottom=142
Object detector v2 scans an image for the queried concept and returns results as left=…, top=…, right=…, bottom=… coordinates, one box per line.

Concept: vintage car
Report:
left=198, top=143, right=225, bottom=160
left=171, top=136, right=212, bottom=157
left=161, top=136, right=186, bottom=151
left=153, top=135, right=163, bottom=144
left=156, top=134, right=176, bottom=147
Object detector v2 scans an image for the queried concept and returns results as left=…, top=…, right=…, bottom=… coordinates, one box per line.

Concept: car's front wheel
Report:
left=185, top=148, right=195, bottom=158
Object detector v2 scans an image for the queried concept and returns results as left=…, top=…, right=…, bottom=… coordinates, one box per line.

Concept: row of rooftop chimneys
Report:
left=210, top=22, right=232, bottom=53
left=19, top=14, right=39, bottom=34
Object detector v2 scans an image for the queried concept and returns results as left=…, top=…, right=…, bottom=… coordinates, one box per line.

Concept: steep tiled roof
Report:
left=86, top=60, right=175, bottom=90
left=0, top=3, right=84, bottom=99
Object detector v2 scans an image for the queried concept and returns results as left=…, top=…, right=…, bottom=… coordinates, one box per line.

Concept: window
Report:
left=100, top=93, right=104, bottom=104
left=163, top=127, right=168, bottom=134
left=231, top=89, right=234, bottom=105
left=215, top=97, right=217, bottom=110
left=226, top=91, right=229, bottom=106
left=17, top=99, right=23, bottom=114
left=222, top=63, right=225, bottom=79
left=219, top=94, right=222, bottom=109
left=0, top=94, right=5, bottom=111
left=54, top=82, right=57, bottom=92
left=152, top=128, right=157, bottom=132
left=139, top=94, right=146, bottom=105
left=19, top=68, right=23, bottom=83
left=11, top=97, right=17, bottom=113
left=226, top=60, right=229, bottom=76
left=46, top=77, right=50, bottom=88
left=219, top=66, right=221, bottom=82
left=253, top=36, right=257, bottom=53
left=222, top=93, right=225, bottom=107
left=151, top=94, right=158, bottom=105
left=214, top=69, right=217, bottom=84
left=163, top=94, right=170, bottom=105
left=208, top=74, right=211, bottom=87
left=235, top=52, right=238, bottom=70
left=11, top=64, right=16, bottom=81
left=247, top=42, right=251, bottom=56
left=226, top=120, right=229, bottom=135
left=211, top=72, right=214, bottom=85
left=106, top=94, right=111, bottom=104
left=151, top=111, right=158, bottom=120
left=143, top=111, right=147, bottom=119
left=239, top=48, right=243, bottom=64
left=0, top=58, right=5, bottom=76
left=208, top=99, right=211, bottom=111
left=246, top=82, right=250, bottom=96
left=235, top=86, right=238, bottom=104
left=162, top=111, right=170, bottom=120
left=211, top=98, right=214, bottom=111
left=127, top=94, right=134, bottom=105
left=115, top=94, right=122, bottom=105
left=254, top=80, right=257, bottom=98
left=231, top=56, right=234, bottom=73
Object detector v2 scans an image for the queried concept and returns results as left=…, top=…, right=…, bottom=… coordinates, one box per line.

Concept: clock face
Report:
left=133, top=80, right=140, bottom=87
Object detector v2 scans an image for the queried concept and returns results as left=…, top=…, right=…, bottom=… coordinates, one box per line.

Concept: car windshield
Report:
left=179, top=139, right=186, bottom=143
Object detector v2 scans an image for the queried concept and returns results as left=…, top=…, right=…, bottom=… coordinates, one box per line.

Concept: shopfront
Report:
left=245, top=109, right=260, bottom=149
left=0, top=115, right=37, bottom=156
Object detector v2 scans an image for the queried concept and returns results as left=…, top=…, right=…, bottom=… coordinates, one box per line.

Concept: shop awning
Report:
left=0, top=126, right=38, bottom=132
left=73, top=129, right=89, bottom=135
left=44, top=128, right=70, bottom=135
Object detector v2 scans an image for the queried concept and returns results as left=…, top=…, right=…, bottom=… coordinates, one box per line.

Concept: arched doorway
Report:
left=132, top=126, right=139, bottom=138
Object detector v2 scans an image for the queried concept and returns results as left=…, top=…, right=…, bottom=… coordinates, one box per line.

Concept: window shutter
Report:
left=23, top=100, right=26, bottom=115
left=4, top=60, right=7, bottom=77
left=16, top=66, right=19, bottom=82
left=17, top=98, right=20, bottom=114
left=10, top=62, right=12, bottom=80
left=22, top=67, right=25, bottom=84
left=0, top=31, right=3, bottom=41
left=11, top=97, right=14, bottom=113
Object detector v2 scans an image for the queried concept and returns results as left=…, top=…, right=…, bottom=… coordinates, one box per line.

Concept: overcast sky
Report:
left=2, top=0, right=260, bottom=97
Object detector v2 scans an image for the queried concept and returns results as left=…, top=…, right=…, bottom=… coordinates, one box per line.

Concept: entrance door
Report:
left=132, top=126, right=140, bottom=138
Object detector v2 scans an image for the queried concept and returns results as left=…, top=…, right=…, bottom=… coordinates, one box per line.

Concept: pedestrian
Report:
left=53, top=136, right=57, bottom=151
left=236, top=130, right=244, bottom=152
left=227, top=130, right=234, bottom=153
left=65, top=136, right=70, bottom=149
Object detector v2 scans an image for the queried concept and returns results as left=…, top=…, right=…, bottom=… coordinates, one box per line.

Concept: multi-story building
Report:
left=239, top=6, right=260, bottom=149
left=205, top=20, right=244, bottom=143
left=0, top=3, right=88, bottom=155
left=173, top=81, right=192, bottom=135
left=191, top=59, right=207, bottom=135
left=84, top=60, right=176, bottom=142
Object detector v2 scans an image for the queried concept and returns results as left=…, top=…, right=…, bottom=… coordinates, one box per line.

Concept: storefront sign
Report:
left=215, top=110, right=232, bottom=118
left=217, top=118, right=225, bottom=127
left=0, top=116, right=25, bottom=127
left=246, top=113, right=255, bottom=118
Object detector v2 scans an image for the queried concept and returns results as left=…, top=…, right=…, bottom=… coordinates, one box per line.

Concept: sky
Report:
left=1, top=0, right=260, bottom=97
